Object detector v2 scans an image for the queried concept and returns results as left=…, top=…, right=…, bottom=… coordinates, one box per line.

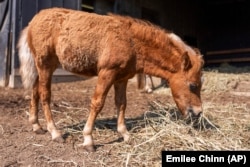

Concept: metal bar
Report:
left=8, top=0, right=16, bottom=88
left=206, top=48, right=250, bottom=56
left=82, top=4, right=94, bottom=10
left=206, top=57, right=250, bottom=64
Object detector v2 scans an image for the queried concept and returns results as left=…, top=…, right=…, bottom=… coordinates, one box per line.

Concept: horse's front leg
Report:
left=82, top=69, right=115, bottom=152
left=114, top=80, right=130, bottom=142
left=145, top=75, right=153, bottom=93
left=38, top=68, right=63, bottom=142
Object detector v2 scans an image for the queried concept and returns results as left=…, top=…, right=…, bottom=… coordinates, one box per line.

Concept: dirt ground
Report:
left=0, top=70, right=249, bottom=166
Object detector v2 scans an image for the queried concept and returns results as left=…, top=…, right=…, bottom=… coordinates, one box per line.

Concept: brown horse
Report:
left=18, top=8, right=204, bottom=152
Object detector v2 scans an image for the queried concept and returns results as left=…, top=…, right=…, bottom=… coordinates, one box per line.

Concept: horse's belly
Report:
left=61, top=62, right=97, bottom=76
left=58, top=51, right=98, bottom=76
left=55, top=30, right=100, bottom=75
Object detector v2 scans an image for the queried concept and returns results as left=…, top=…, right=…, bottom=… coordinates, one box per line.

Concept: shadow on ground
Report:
left=62, top=101, right=219, bottom=142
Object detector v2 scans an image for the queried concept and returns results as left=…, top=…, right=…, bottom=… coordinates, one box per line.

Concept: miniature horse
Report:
left=18, top=8, right=204, bottom=152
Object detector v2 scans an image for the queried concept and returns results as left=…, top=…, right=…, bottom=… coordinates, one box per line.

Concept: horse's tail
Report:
left=18, top=27, right=38, bottom=89
left=136, top=73, right=145, bottom=89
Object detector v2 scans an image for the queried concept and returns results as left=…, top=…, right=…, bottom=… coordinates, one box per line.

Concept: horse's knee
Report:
left=90, top=98, right=105, bottom=114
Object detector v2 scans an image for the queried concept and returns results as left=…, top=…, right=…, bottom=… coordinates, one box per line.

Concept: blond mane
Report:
left=109, top=13, right=201, bottom=59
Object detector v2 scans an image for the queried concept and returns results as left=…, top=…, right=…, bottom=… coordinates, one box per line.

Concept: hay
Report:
left=203, top=65, right=250, bottom=93
left=59, top=99, right=249, bottom=166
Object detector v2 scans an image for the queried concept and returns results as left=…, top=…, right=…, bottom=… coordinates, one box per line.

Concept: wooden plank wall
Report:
left=7, top=0, right=82, bottom=88
left=0, top=0, right=11, bottom=87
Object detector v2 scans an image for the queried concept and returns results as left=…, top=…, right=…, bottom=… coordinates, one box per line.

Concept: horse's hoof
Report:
left=34, top=128, right=47, bottom=134
left=146, top=88, right=153, bottom=93
left=52, top=136, right=65, bottom=143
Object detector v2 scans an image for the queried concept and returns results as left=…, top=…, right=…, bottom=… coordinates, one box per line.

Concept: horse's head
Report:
left=169, top=50, right=204, bottom=118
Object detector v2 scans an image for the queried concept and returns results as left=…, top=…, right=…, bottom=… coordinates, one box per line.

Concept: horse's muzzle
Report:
left=188, top=106, right=202, bottom=118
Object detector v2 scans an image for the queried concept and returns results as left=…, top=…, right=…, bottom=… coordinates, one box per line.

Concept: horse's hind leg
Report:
left=114, top=80, right=130, bottom=142
left=29, top=77, right=45, bottom=134
left=38, top=67, right=63, bottom=142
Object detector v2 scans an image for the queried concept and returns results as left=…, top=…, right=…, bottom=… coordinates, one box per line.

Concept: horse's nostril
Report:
left=197, top=112, right=202, bottom=117
left=188, top=108, right=194, bottom=114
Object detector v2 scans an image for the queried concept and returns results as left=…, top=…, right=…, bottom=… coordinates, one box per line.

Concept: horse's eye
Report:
left=189, top=83, right=198, bottom=92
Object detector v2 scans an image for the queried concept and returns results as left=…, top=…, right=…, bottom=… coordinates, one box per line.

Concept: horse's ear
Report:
left=182, top=51, right=192, bottom=71
left=194, top=48, right=200, bottom=54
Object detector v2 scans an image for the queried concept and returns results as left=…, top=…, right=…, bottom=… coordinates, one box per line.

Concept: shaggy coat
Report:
left=18, top=8, right=204, bottom=152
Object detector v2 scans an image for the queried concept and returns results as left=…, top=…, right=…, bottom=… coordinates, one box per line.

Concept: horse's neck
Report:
left=133, top=29, right=182, bottom=80
left=142, top=50, right=176, bottom=80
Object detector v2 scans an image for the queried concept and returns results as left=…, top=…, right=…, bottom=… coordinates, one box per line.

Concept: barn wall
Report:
left=138, top=0, right=199, bottom=47
left=94, top=0, right=141, bottom=17
left=14, top=0, right=81, bottom=67
left=113, top=0, right=250, bottom=63
left=3, top=0, right=250, bottom=87
left=197, top=1, right=250, bottom=63
left=106, top=0, right=199, bottom=46
left=94, top=0, right=114, bottom=15
left=0, top=0, right=11, bottom=87
left=8, top=0, right=82, bottom=88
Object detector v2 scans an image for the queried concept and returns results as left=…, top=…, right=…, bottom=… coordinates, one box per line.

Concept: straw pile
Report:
left=61, top=104, right=247, bottom=166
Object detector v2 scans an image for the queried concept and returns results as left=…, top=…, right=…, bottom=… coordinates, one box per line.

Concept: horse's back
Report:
left=28, top=7, right=129, bottom=49
left=26, top=8, right=134, bottom=77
